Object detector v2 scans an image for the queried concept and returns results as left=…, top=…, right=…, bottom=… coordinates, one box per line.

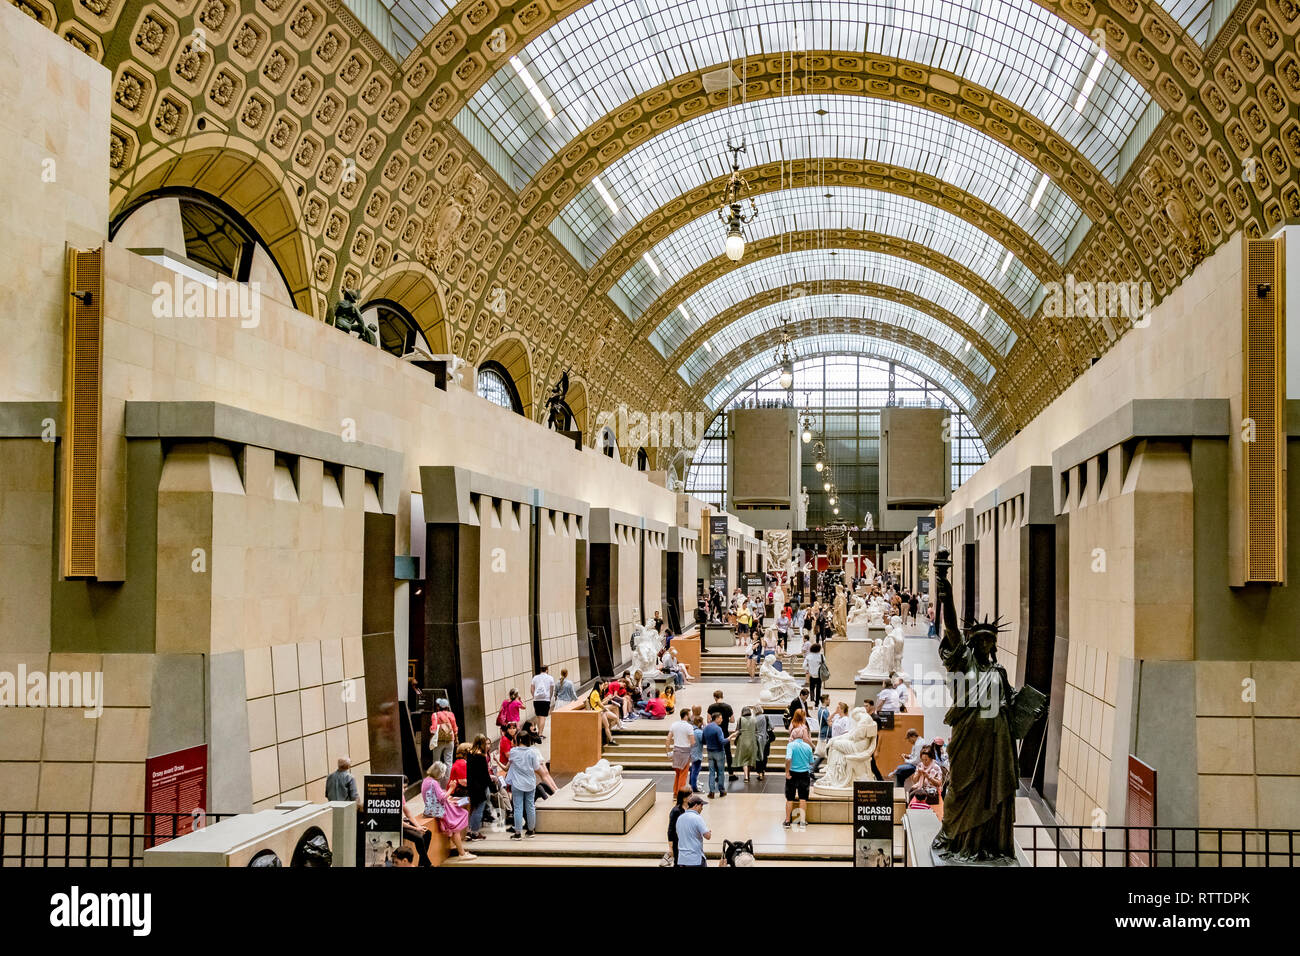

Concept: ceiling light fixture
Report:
left=718, top=138, right=758, bottom=262
left=510, top=56, right=555, bottom=121
left=774, top=316, right=796, bottom=389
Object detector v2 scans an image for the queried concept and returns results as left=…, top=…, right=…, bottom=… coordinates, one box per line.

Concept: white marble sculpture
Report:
left=846, top=594, right=868, bottom=623
left=863, top=512, right=874, bottom=532
left=813, top=707, right=879, bottom=795
left=858, top=614, right=904, bottom=679
left=571, top=758, right=625, bottom=801
left=630, top=623, right=662, bottom=678
left=758, top=654, right=803, bottom=703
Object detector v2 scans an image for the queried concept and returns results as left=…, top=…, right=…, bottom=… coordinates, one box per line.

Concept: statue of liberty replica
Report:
left=931, top=549, right=1045, bottom=865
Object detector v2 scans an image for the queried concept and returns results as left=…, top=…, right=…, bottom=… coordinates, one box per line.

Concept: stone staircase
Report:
left=698, top=655, right=806, bottom=678
left=602, top=723, right=792, bottom=770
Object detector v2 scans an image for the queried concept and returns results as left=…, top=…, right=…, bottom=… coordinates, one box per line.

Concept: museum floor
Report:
left=429, top=624, right=1029, bottom=866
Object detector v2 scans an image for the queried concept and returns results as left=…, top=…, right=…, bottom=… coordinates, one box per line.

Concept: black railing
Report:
left=0, top=811, right=234, bottom=867
left=902, top=821, right=1299, bottom=867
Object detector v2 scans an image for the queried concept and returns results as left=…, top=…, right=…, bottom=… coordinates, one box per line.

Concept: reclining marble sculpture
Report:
left=813, top=707, right=879, bottom=795
left=571, top=758, right=625, bottom=801
left=758, top=654, right=803, bottom=704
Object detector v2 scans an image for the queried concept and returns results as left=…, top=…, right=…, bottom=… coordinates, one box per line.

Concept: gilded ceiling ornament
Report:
left=418, top=167, right=485, bottom=272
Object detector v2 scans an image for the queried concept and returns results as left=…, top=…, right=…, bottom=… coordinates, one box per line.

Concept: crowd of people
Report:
left=394, top=569, right=945, bottom=867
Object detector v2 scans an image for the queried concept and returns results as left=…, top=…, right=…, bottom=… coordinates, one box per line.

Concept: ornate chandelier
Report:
left=718, top=138, right=758, bottom=262
left=774, top=317, right=796, bottom=390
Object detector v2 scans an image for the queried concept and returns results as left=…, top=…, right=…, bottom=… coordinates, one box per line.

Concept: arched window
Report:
left=477, top=361, right=523, bottom=414
left=361, top=299, right=430, bottom=359
left=636, top=448, right=649, bottom=471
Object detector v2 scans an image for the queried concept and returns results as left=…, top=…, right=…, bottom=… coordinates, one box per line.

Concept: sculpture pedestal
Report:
left=704, top=625, right=734, bottom=649
left=806, top=786, right=906, bottom=824
left=853, top=677, right=891, bottom=709
left=903, top=808, right=1028, bottom=867
left=534, top=779, right=656, bottom=835
left=825, top=637, right=872, bottom=690
left=845, top=622, right=871, bottom=642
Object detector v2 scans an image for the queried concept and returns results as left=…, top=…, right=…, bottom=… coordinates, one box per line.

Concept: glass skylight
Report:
left=567, top=97, right=1082, bottom=270
left=622, top=187, right=1040, bottom=326
left=460, top=0, right=1151, bottom=186
left=703, top=333, right=978, bottom=411
left=648, top=246, right=1019, bottom=358
left=677, top=293, right=995, bottom=386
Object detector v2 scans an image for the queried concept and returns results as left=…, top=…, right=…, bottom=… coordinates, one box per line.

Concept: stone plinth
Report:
left=824, top=637, right=872, bottom=689
left=704, top=625, right=735, bottom=648
left=534, top=778, right=655, bottom=835
left=904, top=808, right=1028, bottom=867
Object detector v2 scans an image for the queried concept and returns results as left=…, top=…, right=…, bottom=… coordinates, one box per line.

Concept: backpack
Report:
left=436, top=717, right=454, bottom=744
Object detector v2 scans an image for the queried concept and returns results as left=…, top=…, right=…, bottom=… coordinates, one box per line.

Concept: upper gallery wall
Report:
left=17, top=0, right=1300, bottom=455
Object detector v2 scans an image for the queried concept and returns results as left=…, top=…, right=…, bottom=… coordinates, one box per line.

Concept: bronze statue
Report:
left=931, top=549, right=1045, bottom=865
left=544, top=369, right=575, bottom=431
left=329, top=288, right=377, bottom=346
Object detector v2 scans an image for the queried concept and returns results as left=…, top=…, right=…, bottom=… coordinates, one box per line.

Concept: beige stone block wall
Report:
left=617, top=523, right=642, bottom=651
left=244, top=636, right=370, bottom=810
left=155, top=440, right=371, bottom=811
left=996, top=495, right=1023, bottom=677
left=1056, top=638, right=1122, bottom=833
left=1196, top=660, right=1300, bottom=830
left=0, top=440, right=55, bottom=655
left=477, top=496, right=532, bottom=738
left=975, top=508, right=997, bottom=622
left=0, top=4, right=110, bottom=406
left=0, top=651, right=151, bottom=813
left=536, top=509, right=582, bottom=690
left=642, top=529, right=665, bottom=624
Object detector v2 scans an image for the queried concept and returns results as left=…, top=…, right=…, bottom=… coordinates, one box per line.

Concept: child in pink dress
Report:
left=423, top=763, right=475, bottom=861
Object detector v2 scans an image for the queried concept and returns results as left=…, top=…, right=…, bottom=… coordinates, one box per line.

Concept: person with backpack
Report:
left=806, top=641, right=827, bottom=703
left=495, top=689, right=524, bottom=734
left=430, top=698, right=458, bottom=770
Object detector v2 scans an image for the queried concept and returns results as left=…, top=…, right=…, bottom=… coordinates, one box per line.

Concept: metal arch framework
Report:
left=410, top=0, right=1204, bottom=133
left=664, top=279, right=1008, bottom=375
left=545, top=95, right=1085, bottom=270
left=697, top=336, right=984, bottom=420
left=605, top=180, right=1050, bottom=328
left=633, top=231, right=1039, bottom=369
left=518, top=53, right=1115, bottom=233
left=458, top=0, right=1166, bottom=182
left=678, top=303, right=996, bottom=388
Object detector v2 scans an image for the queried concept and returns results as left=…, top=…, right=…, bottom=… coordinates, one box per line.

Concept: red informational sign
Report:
left=144, top=745, right=208, bottom=848
left=1126, top=755, right=1157, bottom=867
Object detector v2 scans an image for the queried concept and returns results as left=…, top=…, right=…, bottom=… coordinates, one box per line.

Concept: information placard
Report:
left=709, top=515, right=729, bottom=593
left=1126, top=756, right=1157, bottom=867
left=358, top=774, right=405, bottom=867
left=853, top=780, right=894, bottom=867
left=144, top=745, right=207, bottom=848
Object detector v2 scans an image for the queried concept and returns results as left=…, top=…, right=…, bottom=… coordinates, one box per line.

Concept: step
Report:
left=444, top=854, right=849, bottom=867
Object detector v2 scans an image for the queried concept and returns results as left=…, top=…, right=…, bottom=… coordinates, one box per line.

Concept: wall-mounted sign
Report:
left=144, top=745, right=207, bottom=848
left=853, top=780, right=894, bottom=867
left=1126, top=756, right=1157, bottom=867
left=709, top=515, right=729, bottom=593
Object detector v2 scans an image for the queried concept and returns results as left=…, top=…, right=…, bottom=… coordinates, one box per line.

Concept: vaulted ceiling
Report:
left=23, top=0, right=1300, bottom=458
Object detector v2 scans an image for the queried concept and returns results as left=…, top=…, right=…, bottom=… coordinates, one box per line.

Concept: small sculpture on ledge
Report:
left=544, top=369, right=575, bottom=431
left=758, top=654, right=802, bottom=704
left=328, top=288, right=377, bottom=346
left=571, top=758, right=624, bottom=801
left=813, top=707, right=878, bottom=795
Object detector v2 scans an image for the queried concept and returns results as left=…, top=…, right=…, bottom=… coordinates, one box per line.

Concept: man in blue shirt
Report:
left=784, top=735, right=814, bottom=830
left=702, top=712, right=728, bottom=798
left=675, top=794, right=711, bottom=866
